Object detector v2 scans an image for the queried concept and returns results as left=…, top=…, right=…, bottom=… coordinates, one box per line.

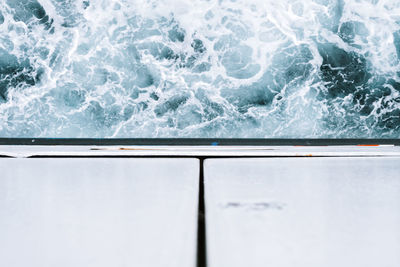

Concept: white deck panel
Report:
left=205, top=157, right=400, bottom=267
left=1, top=145, right=400, bottom=157
left=0, top=158, right=199, bottom=267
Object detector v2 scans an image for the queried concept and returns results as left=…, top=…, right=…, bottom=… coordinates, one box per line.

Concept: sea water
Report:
left=0, top=0, right=399, bottom=138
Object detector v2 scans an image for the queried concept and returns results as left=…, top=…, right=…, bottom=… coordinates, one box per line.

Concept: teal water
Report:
left=0, top=0, right=400, bottom=138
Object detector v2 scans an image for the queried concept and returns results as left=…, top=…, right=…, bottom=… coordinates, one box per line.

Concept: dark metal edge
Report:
left=0, top=138, right=399, bottom=146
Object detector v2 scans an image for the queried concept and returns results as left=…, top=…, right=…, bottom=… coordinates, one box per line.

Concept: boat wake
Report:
left=0, top=0, right=400, bottom=138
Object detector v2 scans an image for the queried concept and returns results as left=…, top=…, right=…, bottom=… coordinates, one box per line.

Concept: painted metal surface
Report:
left=1, top=145, right=400, bottom=157
left=205, top=157, right=400, bottom=267
left=0, top=158, right=199, bottom=267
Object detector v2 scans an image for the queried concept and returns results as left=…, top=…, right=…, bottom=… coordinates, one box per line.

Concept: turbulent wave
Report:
left=0, top=0, right=400, bottom=138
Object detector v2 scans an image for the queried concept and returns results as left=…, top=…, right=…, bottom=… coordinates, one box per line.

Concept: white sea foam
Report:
left=0, top=0, right=399, bottom=137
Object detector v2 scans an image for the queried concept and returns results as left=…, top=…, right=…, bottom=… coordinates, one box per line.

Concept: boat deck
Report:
left=0, top=145, right=399, bottom=267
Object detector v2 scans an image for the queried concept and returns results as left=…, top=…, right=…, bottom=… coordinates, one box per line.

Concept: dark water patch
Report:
left=135, top=65, right=160, bottom=88
left=0, top=12, right=4, bottom=25
left=172, top=52, right=206, bottom=70
left=371, top=81, right=400, bottom=131
left=138, top=101, right=148, bottom=111
left=137, top=42, right=178, bottom=61
left=353, top=77, right=390, bottom=115
left=41, top=16, right=53, bottom=31
left=0, top=49, right=40, bottom=101
left=221, top=44, right=313, bottom=113
left=83, top=1, right=90, bottom=9
left=324, top=75, right=400, bottom=135
left=6, top=0, right=52, bottom=29
left=0, top=49, right=19, bottom=73
left=221, top=71, right=278, bottom=113
left=168, top=25, right=185, bottom=42
left=182, top=55, right=197, bottom=69
left=160, top=46, right=178, bottom=60
left=388, top=79, right=400, bottom=92
left=154, top=93, right=190, bottom=116
left=7, top=0, right=41, bottom=21
left=150, top=92, right=159, bottom=101
left=30, top=1, right=46, bottom=19
left=191, top=39, right=206, bottom=54
left=354, top=87, right=387, bottom=116
left=318, top=43, right=370, bottom=98
left=177, top=42, right=210, bottom=70
left=0, top=70, right=38, bottom=101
